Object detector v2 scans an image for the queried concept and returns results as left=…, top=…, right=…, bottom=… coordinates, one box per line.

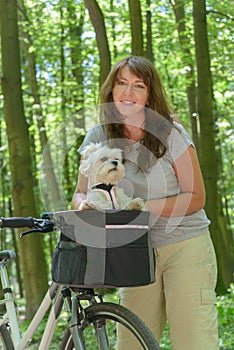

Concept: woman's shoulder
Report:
left=166, top=121, right=194, bottom=161
left=171, top=121, right=194, bottom=144
left=84, top=124, right=108, bottom=142
left=78, top=124, right=106, bottom=153
left=86, top=124, right=106, bottom=137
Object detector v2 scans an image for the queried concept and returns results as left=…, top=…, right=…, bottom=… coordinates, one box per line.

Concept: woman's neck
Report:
left=123, top=124, right=145, bottom=142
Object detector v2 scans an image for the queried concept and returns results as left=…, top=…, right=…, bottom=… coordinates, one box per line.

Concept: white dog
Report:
left=78, top=142, right=145, bottom=211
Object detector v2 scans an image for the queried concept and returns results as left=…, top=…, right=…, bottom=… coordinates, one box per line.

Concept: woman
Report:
left=72, top=56, right=219, bottom=349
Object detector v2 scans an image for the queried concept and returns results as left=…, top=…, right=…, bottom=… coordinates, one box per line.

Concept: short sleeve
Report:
left=167, top=123, right=194, bottom=162
left=78, top=125, right=107, bottom=154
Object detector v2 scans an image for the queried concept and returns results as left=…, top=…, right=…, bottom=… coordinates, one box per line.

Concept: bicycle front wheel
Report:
left=60, top=302, right=159, bottom=350
left=0, top=324, right=14, bottom=350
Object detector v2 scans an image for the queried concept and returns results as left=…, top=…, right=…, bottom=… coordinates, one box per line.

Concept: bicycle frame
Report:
left=0, top=257, right=64, bottom=350
left=67, top=290, right=110, bottom=350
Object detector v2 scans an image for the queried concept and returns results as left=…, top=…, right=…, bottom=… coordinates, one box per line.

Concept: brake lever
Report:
left=20, top=219, right=54, bottom=238
left=20, top=228, right=44, bottom=238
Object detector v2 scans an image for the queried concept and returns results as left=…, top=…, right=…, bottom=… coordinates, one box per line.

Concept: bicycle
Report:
left=0, top=211, right=160, bottom=349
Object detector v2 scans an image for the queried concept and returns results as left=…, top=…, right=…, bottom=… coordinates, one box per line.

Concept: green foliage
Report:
left=217, top=284, right=234, bottom=349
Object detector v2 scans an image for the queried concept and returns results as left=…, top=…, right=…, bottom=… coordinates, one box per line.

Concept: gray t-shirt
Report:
left=78, top=122, right=210, bottom=248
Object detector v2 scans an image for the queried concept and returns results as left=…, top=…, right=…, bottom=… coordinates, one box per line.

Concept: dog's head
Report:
left=79, top=143, right=125, bottom=185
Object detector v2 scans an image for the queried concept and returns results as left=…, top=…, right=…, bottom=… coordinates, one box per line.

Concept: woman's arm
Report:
left=72, top=173, right=88, bottom=209
left=145, top=145, right=206, bottom=217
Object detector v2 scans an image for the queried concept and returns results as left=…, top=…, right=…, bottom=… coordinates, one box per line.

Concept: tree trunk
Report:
left=18, top=19, right=62, bottom=210
left=84, top=0, right=111, bottom=86
left=145, top=0, right=154, bottom=62
left=193, top=0, right=234, bottom=293
left=128, top=0, right=144, bottom=56
left=66, top=1, right=85, bottom=127
left=110, top=0, right=118, bottom=59
left=0, top=0, right=48, bottom=319
left=170, top=0, right=199, bottom=150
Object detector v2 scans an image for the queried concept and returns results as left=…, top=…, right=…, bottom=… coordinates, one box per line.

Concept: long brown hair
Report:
left=99, top=56, right=173, bottom=169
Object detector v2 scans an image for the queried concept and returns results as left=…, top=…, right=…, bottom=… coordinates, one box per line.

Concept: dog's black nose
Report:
left=111, top=160, right=119, bottom=166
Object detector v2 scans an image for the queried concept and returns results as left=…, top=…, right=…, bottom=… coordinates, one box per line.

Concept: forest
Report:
left=0, top=0, right=233, bottom=347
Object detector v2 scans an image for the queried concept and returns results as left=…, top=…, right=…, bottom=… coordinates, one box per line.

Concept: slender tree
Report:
left=128, top=0, right=144, bottom=56
left=110, top=0, right=118, bottom=59
left=170, top=0, right=199, bottom=150
left=0, top=0, right=48, bottom=318
left=193, top=0, right=234, bottom=293
left=84, top=0, right=111, bottom=86
left=66, top=0, right=85, bottom=123
left=18, top=1, right=62, bottom=210
left=145, top=0, right=154, bottom=62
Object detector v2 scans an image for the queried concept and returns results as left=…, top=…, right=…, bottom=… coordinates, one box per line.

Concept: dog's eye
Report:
left=101, top=157, right=108, bottom=162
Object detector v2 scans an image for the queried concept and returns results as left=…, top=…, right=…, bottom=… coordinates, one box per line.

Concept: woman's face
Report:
left=112, top=65, right=149, bottom=108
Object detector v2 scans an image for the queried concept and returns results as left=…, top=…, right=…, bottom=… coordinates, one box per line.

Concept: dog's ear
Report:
left=79, top=143, right=102, bottom=176
left=79, top=158, right=90, bottom=176
left=80, top=142, right=102, bottom=159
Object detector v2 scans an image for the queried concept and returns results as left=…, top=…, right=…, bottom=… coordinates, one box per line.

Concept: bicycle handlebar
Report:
left=0, top=214, right=55, bottom=237
left=0, top=217, right=35, bottom=228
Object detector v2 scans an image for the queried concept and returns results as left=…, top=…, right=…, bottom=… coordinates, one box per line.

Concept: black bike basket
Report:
left=52, top=210, right=155, bottom=288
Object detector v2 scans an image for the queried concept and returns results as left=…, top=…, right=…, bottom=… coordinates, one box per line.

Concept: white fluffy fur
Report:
left=79, top=143, right=145, bottom=210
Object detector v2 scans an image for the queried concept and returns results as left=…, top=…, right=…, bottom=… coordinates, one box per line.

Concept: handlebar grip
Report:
left=0, top=217, right=35, bottom=228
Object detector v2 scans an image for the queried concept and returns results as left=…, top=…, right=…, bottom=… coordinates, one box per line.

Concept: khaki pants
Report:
left=117, top=232, right=219, bottom=350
